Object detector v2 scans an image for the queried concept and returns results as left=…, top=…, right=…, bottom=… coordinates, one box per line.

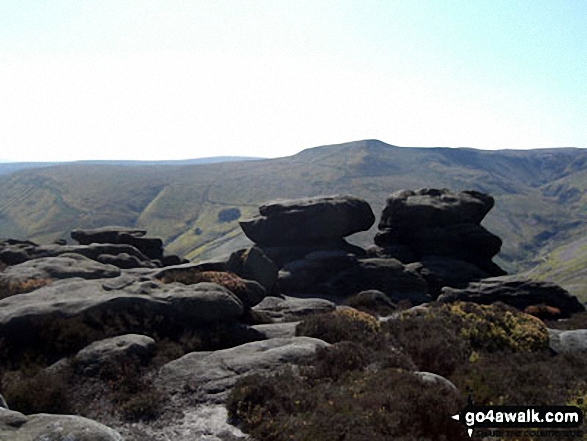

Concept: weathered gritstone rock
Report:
left=156, top=337, right=329, bottom=402
left=0, top=413, right=124, bottom=441
left=253, top=296, right=336, bottom=322
left=0, top=408, right=27, bottom=430
left=412, top=371, right=460, bottom=397
left=240, top=194, right=375, bottom=246
left=327, top=258, right=431, bottom=304
left=410, top=256, right=491, bottom=295
left=375, top=189, right=502, bottom=262
left=71, top=226, right=147, bottom=245
left=0, top=278, right=245, bottom=356
left=548, top=328, right=587, bottom=354
left=0, top=242, right=156, bottom=268
left=72, top=226, right=165, bottom=261
left=0, top=253, right=121, bottom=283
left=153, top=263, right=268, bottom=308
left=438, top=276, right=585, bottom=317
left=251, top=322, right=299, bottom=339
left=227, top=246, right=278, bottom=292
left=374, top=188, right=505, bottom=290
left=73, top=334, right=156, bottom=374
left=377, top=188, right=495, bottom=230
left=96, top=253, right=147, bottom=270
left=1, top=227, right=183, bottom=269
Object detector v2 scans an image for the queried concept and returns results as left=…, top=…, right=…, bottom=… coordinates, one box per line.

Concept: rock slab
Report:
left=157, top=336, right=329, bottom=402
left=438, top=275, right=585, bottom=317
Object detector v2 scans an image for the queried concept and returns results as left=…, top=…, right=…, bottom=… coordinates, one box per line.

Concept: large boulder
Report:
left=71, top=226, right=147, bottom=245
left=410, top=256, right=492, bottom=296
left=378, top=188, right=494, bottom=230
left=0, top=254, right=121, bottom=283
left=73, top=334, right=156, bottom=374
left=0, top=240, right=38, bottom=265
left=253, top=295, right=336, bottom=323
left=153, top=264, right=267, bottom=308
left=156, top=337, right=329, bottom=402
left=0, top=277, right=246, bottom=358
left=276, top=250, right=359, bottom=295
left=72, top=226, right=164, bottom=260
left=0, top=241, right=156, bottom=269
left=548, top=329, right=587, bottom=354
left=227, top=246, right=279, bottom=292
left=327, top=258, right=430, bottom=304
left=240, top=195, right=375, bottom=246
left=0, top=413, right=123, bottom=441
left=438, top=276, right=585, bottom=317
left=374, top=189, right=506, bottom=287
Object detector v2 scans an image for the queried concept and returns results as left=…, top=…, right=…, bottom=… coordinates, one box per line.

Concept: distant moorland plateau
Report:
left=0, top=140, right=586, bottom=300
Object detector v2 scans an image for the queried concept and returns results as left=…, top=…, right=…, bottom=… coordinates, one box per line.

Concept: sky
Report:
left=1, top=1, right=586, bottom=162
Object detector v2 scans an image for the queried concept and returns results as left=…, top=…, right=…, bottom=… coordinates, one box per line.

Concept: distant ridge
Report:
left=0, top=156, right=263, bottom=176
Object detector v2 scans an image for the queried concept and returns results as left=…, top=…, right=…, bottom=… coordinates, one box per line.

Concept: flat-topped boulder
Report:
left=438, top=275, right=585, bottom=317
left=73, top=334, right=156, bottom=374
left=0, top=413, right=123, bottom=441
left=156, top=336, right=329, bottom=402
left=0, top=253, right=121, bottom=283
left=71, top=226, right=147, bottom=245
left=374, top=188, right=505, bottom=289
left=72, top=226, right=163, bottom=260
left=378, top=188, right=494, bottom=230
left=253, top=295, right=336, bottom=322
left=0, top=277, right=246, bottom=359
left=548, top=329, right=587, bottom=354
left=240, top=195, right=375, bottom=246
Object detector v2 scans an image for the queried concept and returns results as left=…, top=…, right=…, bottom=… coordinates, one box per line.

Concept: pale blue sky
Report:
left=1, top=1, right=586, bottom=161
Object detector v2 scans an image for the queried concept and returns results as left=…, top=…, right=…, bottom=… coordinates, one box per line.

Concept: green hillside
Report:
left=0, top=140, right=586, bottom=297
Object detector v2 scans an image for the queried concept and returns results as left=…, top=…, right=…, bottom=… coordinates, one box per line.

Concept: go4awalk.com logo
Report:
left=451, top=405, right=584, bottom=438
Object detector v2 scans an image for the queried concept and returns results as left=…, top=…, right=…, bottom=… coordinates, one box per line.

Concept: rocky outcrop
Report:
left=72, top=226, right=163, bottom=260
left=374, top=189, right=506, bottom=292
left=327, top=258, right=430, bottom=303
left=156, top=336, right=329, bottom=402
left=0, top=412, right=123, bottom=441
left=0, top=227, right=187, bottom=270
left=0, top=253, right=120, bottom=283
left=72, top=334, right=156, bottom=375
left=0, top=277, right=248, bottom=358
left=438, top=275, right=585, bottom=317
left=240, top=195, right=375, bottom=246
left=227, top=246, right=279, bottom=292
left=253, top=295, right=336, bottom=323
left=237, top=194, right=433, bottom=304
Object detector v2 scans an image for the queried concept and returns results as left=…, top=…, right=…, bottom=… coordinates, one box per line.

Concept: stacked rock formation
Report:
left=240, top=194, right=376, bottom=247
left=238, top=194, right=430, bottom=304
left=373, top=188, right=506, bottom=292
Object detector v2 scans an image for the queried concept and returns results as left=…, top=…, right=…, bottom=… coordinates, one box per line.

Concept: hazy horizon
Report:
left=1, top=1, right=586, bottom=162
